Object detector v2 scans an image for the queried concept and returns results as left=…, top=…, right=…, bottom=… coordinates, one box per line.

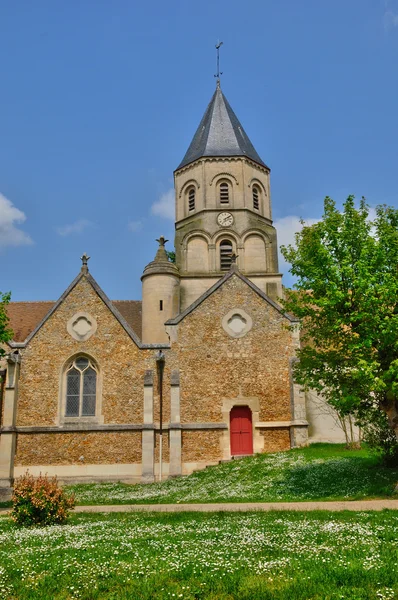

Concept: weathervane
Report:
left=214, top=40, right=223, bottom=85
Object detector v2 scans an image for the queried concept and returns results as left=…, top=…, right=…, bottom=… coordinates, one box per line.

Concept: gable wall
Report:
left=170, top=275, right=296, bottom=464
left=17, top=277, right=150, bottom=426
left=13, top=276, right=156, bottom=471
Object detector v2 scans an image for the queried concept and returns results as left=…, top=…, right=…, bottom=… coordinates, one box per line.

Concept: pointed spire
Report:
left=176, top=86, right=267, bottom=170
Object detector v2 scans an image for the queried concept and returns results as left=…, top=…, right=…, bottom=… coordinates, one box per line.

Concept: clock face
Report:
left=217, top=212, right=234, bottom=227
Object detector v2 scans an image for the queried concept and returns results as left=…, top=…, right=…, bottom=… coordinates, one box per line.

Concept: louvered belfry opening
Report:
left=253, top=186, right=260, bottom=210
left=219, top=182, right=230, bottom=204
left=220, top=240, right=233, bottom=271
left=65, top=356, right=97, bottom=417
left=188, top=187, right=195, bottom=211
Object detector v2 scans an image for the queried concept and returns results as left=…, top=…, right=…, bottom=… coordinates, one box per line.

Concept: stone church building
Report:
left=0, top=83, right=342, bottom=496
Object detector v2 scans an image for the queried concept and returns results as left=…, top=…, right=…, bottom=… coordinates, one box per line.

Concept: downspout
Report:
left=0, top=369, right=5, bottom=428
left=156, top=351, right=165, bottom=482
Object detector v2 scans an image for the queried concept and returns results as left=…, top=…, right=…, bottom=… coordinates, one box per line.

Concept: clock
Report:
left=217, top=212, right=234, bottom=227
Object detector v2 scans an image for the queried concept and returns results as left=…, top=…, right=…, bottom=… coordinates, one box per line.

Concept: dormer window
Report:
left=220, top=240, right=233, bottom=271
left=219, top=182, right=230, bottom=204
left=188, top=187, right=195, bottom=212
left=253, top=185, right=260, bottom=210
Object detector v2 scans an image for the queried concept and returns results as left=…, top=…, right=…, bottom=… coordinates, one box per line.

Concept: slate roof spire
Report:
left=177, top=83, right=267, bottom=170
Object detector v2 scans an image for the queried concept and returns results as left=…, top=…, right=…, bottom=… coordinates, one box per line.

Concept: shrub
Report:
left=11, top=471, right=75, bottom=527
left=361, top=410, right=398, bottom=467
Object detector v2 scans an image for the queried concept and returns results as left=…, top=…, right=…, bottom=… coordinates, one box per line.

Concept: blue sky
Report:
left=2, top=0, right=398, bottom=300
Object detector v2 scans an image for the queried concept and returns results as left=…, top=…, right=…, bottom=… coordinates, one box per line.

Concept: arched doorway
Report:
left=230, top=406, right=253, bottom=456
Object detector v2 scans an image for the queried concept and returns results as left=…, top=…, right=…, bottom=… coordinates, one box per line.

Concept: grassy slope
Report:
left=1, top=511, right=398, bottom=600
left=66, top=444, right=398, bottom=506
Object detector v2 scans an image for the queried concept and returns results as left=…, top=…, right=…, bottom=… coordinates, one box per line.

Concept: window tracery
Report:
left=65, top=356, right=98, bottom=418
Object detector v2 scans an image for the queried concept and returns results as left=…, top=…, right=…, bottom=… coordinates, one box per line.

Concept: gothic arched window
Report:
left=65, top=356, right=98, bottom=417
left=188, top=187, right=195, bottom=212
left=219, top=182, right=230, bottom=204
left=252, top=185, right=260, bottom=210
left=220, top=239, right=233, bottom=271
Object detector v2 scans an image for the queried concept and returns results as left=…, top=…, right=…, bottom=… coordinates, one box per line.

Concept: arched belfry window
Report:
left=219, top=182, right=230, bottom=204
left=220, top=239, right=233, bottom=271
left=188, top=187, right=195, bottom=212
left=253, top=185, right=260, bottom=210
left=65, top=356, right=98, bottom=417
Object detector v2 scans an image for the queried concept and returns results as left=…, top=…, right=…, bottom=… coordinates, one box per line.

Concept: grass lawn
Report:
left=0, top=510, right=397, bottom=599
left=66, top=444, right=398, bottom=506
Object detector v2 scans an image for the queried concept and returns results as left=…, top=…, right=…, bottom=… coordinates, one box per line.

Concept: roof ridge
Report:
left=165, top=268, right=298, bottom=326
left=9, top=300, right=56, bottom=304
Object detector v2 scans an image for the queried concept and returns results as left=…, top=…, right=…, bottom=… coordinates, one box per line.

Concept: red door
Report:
left=230, top=406, right=253, bottom=456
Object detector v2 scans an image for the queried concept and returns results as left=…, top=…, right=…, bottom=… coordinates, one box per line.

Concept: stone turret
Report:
left=141, top=236, right=180, bottom=344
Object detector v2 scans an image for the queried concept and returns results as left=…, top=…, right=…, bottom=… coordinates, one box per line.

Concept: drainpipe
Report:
left=156, top=351, right=165, bottom=482
left=0, top=369, right=5, bottom=428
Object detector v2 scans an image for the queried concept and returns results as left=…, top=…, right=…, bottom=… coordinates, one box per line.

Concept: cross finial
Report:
left=80, top=253, right=90, bottom=272
left=230, top=252, right=239, bottom=265
left=156, top=236, right=168, bottom=247
left=214, top=40, right=223, bottom=85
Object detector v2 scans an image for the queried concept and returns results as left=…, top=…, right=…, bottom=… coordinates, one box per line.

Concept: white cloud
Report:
left=275, top=215, right=319, bottom=252
left=151, top=189, right=174, bottom=221
left=274, top=215, right=319, bottom=276
left=0, top=192, right=33, bottom=248
left=57, top=219, right=93, bottom=236
left=128, top=220, right=143, bottom=232
left=384, top=0, right=398, bottom=28
left=384, top=10, right=398, bottom=28
left=274, top=207, right=377, bottom=277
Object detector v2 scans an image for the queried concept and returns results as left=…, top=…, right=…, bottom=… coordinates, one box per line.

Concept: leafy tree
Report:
left=281, top=196, right=398, bottom=443
left=166, top=250, right=176, bottom=264
left=0, top=291, right=12, bottom=358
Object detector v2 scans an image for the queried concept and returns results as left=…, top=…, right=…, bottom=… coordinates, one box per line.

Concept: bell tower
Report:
left=174, top=81, right=282, bottom=310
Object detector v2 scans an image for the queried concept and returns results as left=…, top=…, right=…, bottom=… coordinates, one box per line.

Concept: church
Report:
left=0, top=81, right=343, bottom=497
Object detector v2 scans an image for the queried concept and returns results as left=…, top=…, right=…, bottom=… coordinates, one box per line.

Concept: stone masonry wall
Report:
left=15, top=276, right=157, bottom=466
left=174, top=274, right=294, bottom=424
left=15, top=432, right=142, bottom=465
left=261, top=429, right=291, bottom=452
left=170, top=274, right=296, bottom=459
left=182, top=430, right=222, bottom=462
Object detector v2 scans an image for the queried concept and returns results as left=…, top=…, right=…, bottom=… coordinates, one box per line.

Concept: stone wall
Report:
left=182, top=430, right=222, bottom=462
left=170, top=273, right=297, bottom=460
left=14, top=276, right=155, bottom=467
left=15, top=431, right=142, bottom=465
left=4, top=269, right=303, bottom=482
left=261, top=428, right=291, bottom=452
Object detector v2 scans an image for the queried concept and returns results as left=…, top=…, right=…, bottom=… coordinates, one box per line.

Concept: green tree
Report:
left=166, top=250, right=176, bottom=264
left=0, top=291, right=12, bottom=358
left=281, top=196, right=398, bottom=443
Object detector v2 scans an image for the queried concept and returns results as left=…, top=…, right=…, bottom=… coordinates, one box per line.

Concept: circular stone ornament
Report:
left=222, top=308, right=253, bottom=338
left=67, top=312, right=97, bottom=342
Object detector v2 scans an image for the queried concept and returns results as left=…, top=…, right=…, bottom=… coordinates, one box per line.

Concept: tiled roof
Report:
left=6, top=299, right=142, bottom=343
left=6, top=302, right=56, bottom=343
left=177, top=83, right=268, bottom=170
left=112, top=300, right=142, bottom=340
